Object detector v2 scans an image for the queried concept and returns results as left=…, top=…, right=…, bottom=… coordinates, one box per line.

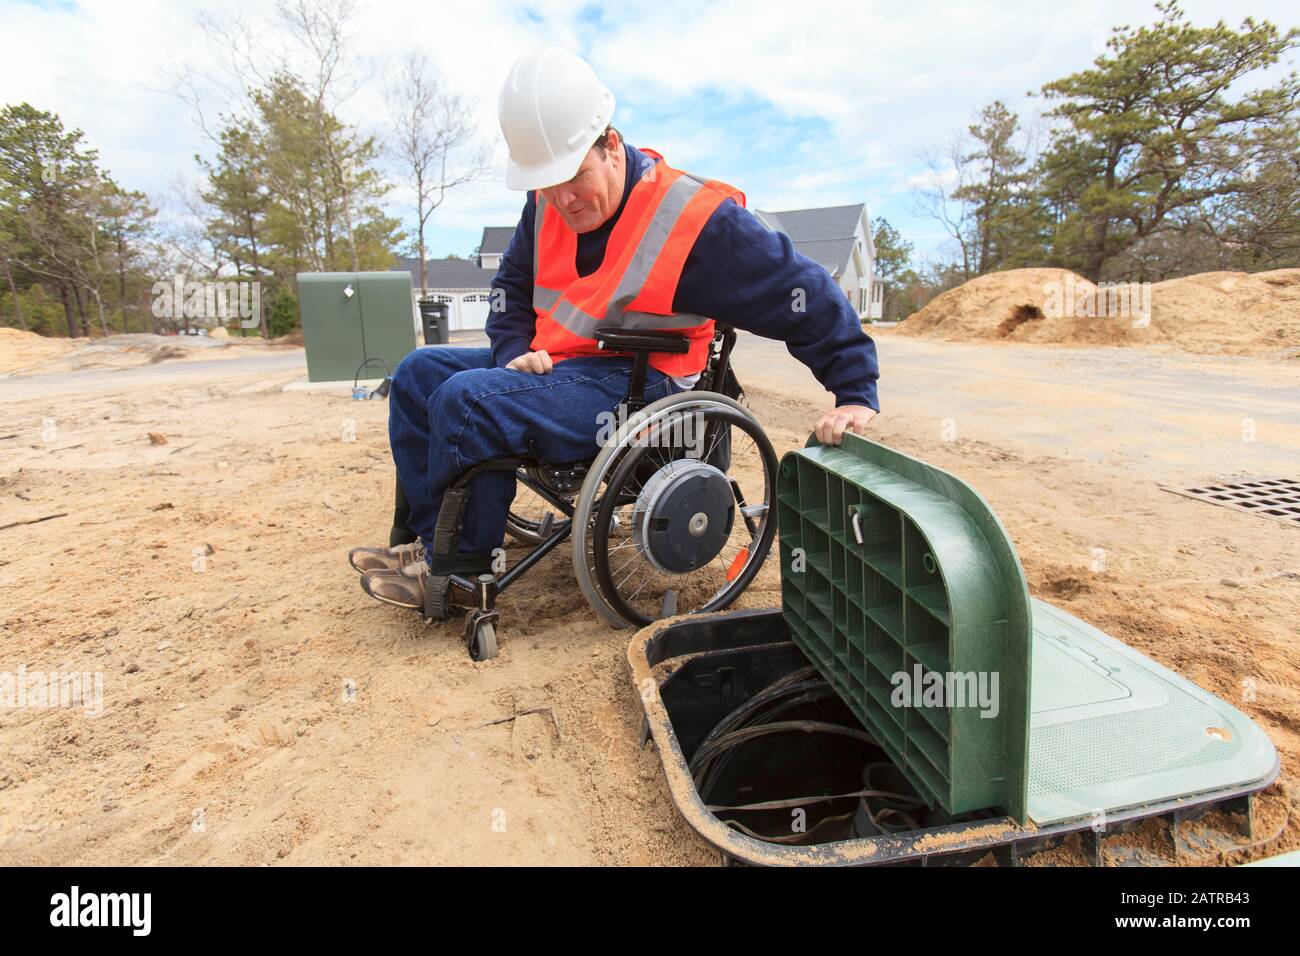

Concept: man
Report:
left=351, top=47, right=879, bottom=611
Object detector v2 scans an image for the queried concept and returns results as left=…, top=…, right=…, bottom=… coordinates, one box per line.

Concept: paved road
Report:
left=0, top=351, right=308, bottom=401
left=732, top=332, right=1300, bottom=485
left=0, top=332, right=492, bottom=400
left=5, top=331, right=1297, bottom=486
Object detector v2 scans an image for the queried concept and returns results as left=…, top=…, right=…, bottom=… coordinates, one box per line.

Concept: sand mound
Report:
left=895, top=267, right=1300, bottom=356
left=1152, top=269, right=1300, bottom=354
left=0, top=327, right=79, bottom=374
left=896, top=268, right=1090, bottom=340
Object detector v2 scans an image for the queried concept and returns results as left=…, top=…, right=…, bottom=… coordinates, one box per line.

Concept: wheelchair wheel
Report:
left=505, top=467, right=574, bottom=544
left=572, top=391, right=777, bottom=629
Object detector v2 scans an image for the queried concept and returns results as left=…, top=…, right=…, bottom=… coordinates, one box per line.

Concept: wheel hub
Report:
left=633, top=460, right=735, bottom=573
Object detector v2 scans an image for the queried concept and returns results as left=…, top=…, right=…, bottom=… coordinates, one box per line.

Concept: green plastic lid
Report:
left=777, top=433, right=1033, bottom=824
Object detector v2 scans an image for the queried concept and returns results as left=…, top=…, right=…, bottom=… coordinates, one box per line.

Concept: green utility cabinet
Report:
left=777, top=433, right=1033, bottom=823
left=297, top=272, right=418, bottom=383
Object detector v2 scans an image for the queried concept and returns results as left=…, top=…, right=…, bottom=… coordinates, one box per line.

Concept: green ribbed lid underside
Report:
left=775, top=433, right=1276, bottom=828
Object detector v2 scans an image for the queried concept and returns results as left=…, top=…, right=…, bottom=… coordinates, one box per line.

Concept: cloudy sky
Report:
left=3, top=0, right=1296, bottom=263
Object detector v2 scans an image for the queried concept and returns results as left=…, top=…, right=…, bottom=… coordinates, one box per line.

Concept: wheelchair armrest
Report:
left=594, top=328, right=690, bottom=355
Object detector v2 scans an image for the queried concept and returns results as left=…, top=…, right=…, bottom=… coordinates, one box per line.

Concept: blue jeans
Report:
left=388, top=347, right=678, bottom=558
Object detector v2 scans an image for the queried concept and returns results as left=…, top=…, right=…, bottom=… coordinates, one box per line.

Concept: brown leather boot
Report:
left=359, top=552, right=495, bottom=617
left=360, top=560, right=434, bottom=611
left=347, top=541, right=425, bottom=574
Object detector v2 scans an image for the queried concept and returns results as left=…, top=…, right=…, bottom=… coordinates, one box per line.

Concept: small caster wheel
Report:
left=465, top=611, right=499, bottom=661
left=469, top=621, right=497, bottom=661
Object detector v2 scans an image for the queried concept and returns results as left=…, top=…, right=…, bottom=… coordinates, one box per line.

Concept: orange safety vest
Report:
left=530, top=148, right=744, bottom=377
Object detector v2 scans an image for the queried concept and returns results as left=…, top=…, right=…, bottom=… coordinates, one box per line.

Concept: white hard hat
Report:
left=498, top=48, right=616, bottom=191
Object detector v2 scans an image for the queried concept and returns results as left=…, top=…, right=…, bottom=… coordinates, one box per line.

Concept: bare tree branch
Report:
left=384, top=50, right=492, bottom=291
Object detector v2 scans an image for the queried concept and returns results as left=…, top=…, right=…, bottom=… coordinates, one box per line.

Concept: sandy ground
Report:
left=0, top=331, right=1297, bottom=865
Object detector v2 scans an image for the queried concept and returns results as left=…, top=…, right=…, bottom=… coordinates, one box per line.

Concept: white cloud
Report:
left=3, top=0, right=1295, bottom=258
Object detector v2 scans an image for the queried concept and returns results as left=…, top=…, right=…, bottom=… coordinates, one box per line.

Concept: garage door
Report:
left=456, top=293, right=492, bottom=330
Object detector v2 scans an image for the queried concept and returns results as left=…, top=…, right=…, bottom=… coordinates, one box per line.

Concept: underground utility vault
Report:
left=630, top=433, right=1280, bottom=866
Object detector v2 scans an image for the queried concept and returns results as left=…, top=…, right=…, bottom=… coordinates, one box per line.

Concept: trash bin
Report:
left=418, top=298, right=450, bottom=345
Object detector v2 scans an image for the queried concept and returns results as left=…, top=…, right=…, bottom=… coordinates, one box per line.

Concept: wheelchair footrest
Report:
left=422, top=574, right=453, bottom=623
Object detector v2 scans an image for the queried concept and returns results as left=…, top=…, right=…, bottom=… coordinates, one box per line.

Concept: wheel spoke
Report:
left=580, top=395, right=778, bottom=628
left=625, top=564, right=664, bottom=602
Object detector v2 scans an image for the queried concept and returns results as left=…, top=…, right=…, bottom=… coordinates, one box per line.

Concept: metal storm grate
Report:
left=1164, top=479, right=1300, bottom=527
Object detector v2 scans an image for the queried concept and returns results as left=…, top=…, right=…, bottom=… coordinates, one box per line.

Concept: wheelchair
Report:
left=387, top=324, right=778, bottom=661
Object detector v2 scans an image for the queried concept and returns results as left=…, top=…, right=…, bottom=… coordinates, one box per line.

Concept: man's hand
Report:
left=506, top=350, right=554, bottom=374
left=815, top=405, right=877, bottom=445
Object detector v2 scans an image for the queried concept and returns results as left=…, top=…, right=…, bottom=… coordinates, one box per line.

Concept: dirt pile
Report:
left=0, top=330, right=296, bottom=376
left=1153, top=269, right=1300, bottom=354
left=0, top=327, right=79, bottom=374
left=894, top=267, right=1300, bottom=356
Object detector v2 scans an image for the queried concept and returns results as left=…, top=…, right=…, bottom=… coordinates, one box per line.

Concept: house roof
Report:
left=479, top=227, right=514, bottom=257
left=754, top=203, right=866, bottom=277
left=392, top=256, right=494, bottom=291
left=416, top=202, right=869, bottom=286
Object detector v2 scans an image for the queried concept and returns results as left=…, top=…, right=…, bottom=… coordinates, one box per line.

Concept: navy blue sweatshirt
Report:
left=487, top=143, right=880, bottom=411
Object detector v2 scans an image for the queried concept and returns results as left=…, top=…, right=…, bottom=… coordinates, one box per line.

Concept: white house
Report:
left=397, top=208, right=883, bottom=330
left=391, top=227, right=519, bottom=331
left=755, top=203, right=883, bottom=320
left=476, top=227, right=514, bottom=272
left=392, top=255, right=496, bottom=331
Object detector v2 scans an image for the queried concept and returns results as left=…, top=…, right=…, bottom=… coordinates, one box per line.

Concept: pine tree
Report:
left=1035, top=1, right=1299, bottom=281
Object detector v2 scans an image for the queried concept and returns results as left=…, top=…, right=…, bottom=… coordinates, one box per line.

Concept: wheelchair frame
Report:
left=388, top=324, right=752, bottom=659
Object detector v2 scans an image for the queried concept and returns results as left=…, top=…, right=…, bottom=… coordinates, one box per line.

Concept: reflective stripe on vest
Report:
left=529, top=153, right=743, bottom=365
left=532, top=194, right=565, bottom=311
